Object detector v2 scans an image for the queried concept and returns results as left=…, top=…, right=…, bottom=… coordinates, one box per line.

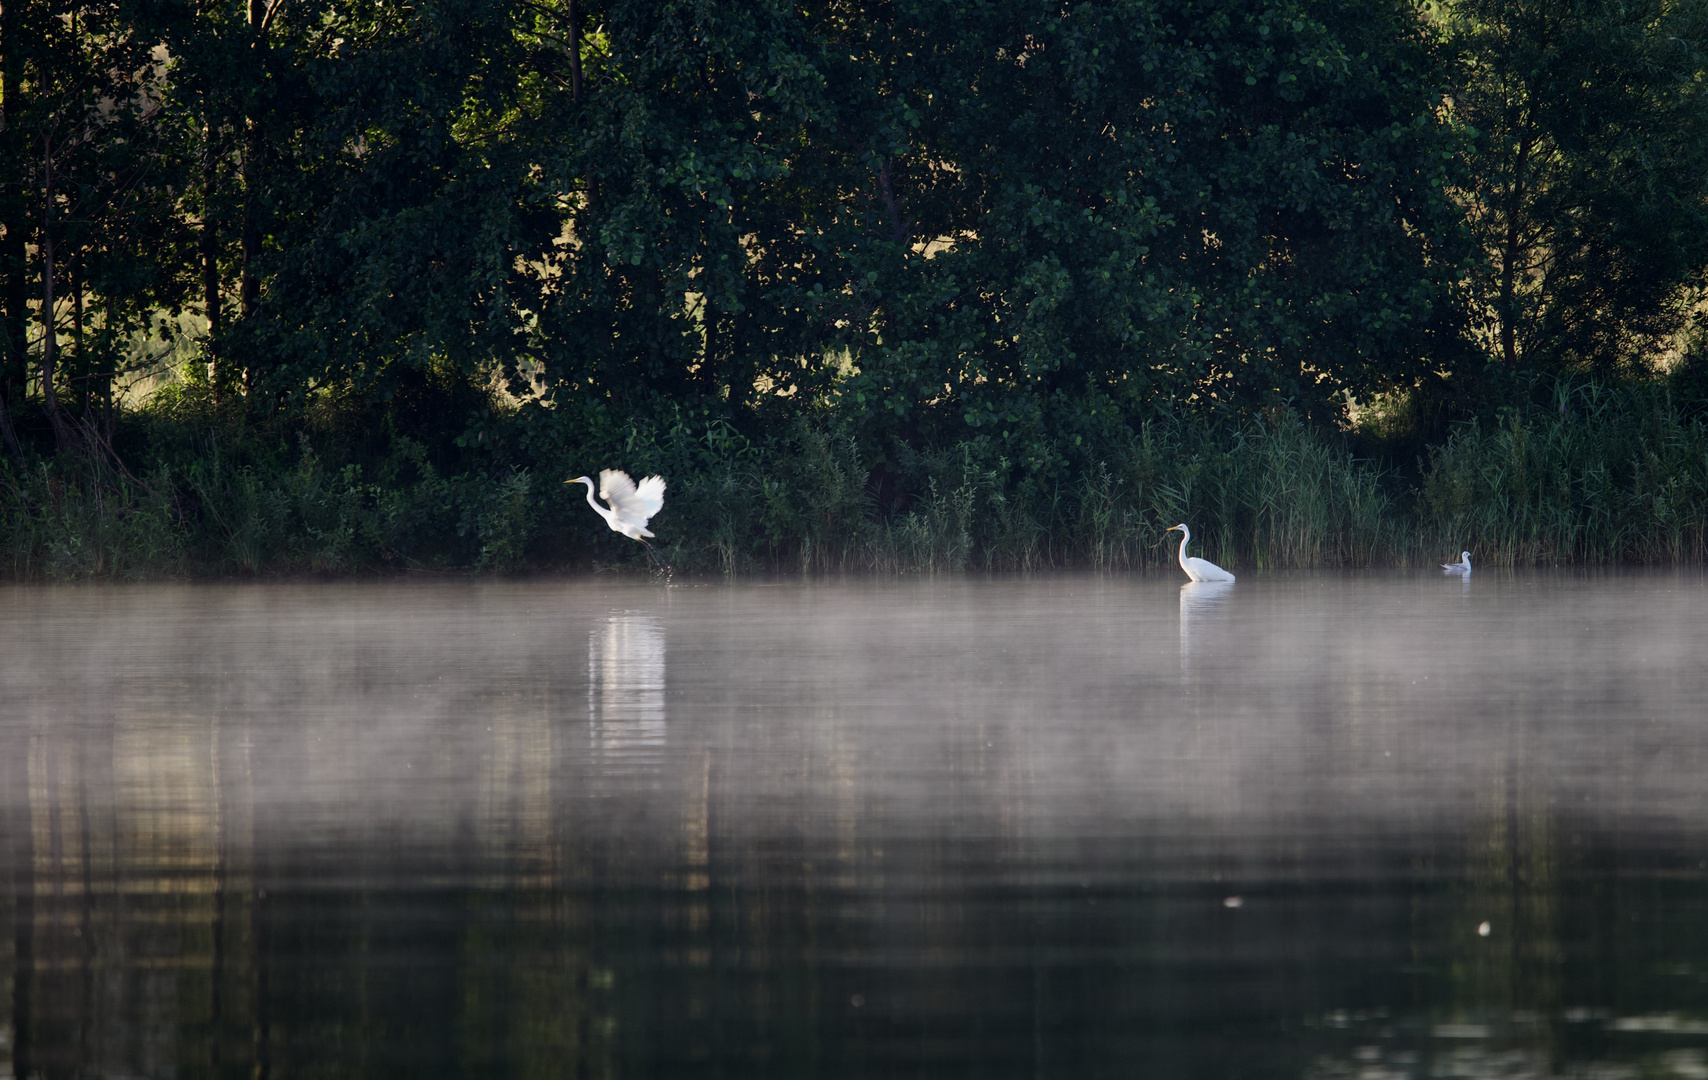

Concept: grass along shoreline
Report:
left=5, top=377, right=1708, bottom=580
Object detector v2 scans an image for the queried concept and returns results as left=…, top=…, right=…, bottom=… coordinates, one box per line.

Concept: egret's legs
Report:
left=640, top=539, right=673, bottom=581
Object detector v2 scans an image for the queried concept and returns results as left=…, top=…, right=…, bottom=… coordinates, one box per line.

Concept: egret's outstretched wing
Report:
left=631, top=475, right=667, bottom=519
left=598, top=469, right=636, bottom=507
left=599, top=469, right=666, bottom=527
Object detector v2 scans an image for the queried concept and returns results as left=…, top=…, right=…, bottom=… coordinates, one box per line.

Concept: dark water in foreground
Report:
left=2, top=573, right=1708, bottom=1078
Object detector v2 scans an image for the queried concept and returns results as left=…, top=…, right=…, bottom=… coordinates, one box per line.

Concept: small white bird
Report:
left=567, top=470, right=667, bottom=555
left=1442, top=551, right=1472, bottom=574
left=1166, top=523, right=1235, bottom=583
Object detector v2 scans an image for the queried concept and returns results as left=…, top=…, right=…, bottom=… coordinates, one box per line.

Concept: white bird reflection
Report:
left=1179, top=580, right=1235, bottom=680
left=588, top=613, right=667, bottom=775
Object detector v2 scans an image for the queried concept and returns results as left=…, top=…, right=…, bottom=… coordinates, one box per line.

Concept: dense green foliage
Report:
left=1444, top=0, right=1708, bottom=372
left=5, top=0, right=1708, bottom=576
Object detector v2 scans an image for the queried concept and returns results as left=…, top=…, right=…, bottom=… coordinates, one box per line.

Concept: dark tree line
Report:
left=4, top=0, right=1708, bottom=466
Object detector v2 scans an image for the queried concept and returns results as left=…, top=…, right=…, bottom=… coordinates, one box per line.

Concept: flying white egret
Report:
left=1442, top=551, right=1472, bottom=574
left=1166, top=524, right=1235, bottom=582
left=567, top=470, right=667, bottom=562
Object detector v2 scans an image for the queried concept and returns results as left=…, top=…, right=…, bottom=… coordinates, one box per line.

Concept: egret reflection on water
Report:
left=1178, top=579, right=1236, bottom=679
left=588, top=612, right=667, bottom=777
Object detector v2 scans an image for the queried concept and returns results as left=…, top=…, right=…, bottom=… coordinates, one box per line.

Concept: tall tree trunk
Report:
left=40, top=145, right=75, bottom=452
left=98, top=293, right=114, bottom=436
left=240, top=0, right=265, bottom=319
left=567, top=0, right=582, bottom=104
left=1498, top=206, right=1523, bottom=368
left=0, top=378, right=19, bottom=460
left=204, top=106, right=224, bottom=402
left=71, top=255, right=84, bottom=414
left=0, top=4, right=28, bottom=459
left=730, top=308, right=757, bottom=409
left=239, top=160, right=260, bottom=401
left=239, top=0, right=266, bottom=397
left=41, top=231, right=67, bottom=441
left=238, top=177, right=260, bottom=400
left=1498, top=105, right=1536, bottom=369
left=240, top=123, right=259, bottom=321
left=568, top=0, right=597, bottom=208
left=700, top=296, right=720, bottom=397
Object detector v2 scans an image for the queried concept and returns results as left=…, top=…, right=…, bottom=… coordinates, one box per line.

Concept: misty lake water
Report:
left=3, top=572, right=1708, bottom=1078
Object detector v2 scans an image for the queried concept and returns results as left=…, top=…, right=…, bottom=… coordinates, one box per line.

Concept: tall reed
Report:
left=1047, top=413, right=1402, bottom=572
left=0, top=433, right=541, bottom=578
left=1418, top=379, right=1708, bottom=564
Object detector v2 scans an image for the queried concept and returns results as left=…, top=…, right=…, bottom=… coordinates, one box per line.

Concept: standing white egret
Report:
left=1166, top=524, right=1235, bottom=582
left=567, top=470, right=667, bottom=561
left=1441, top=551, right=1472, bottom=574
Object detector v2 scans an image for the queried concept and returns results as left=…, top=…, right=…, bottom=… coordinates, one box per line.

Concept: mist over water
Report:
left=3, top=573, right=1708, bottom=1078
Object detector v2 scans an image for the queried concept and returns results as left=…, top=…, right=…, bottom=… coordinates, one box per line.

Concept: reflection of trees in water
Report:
left=0, top=667, right=620, bottom=1076
left=10, top=722, right=1706, bottom=1077
left=0, top=705, right=274, bottom=1079
left=1300, top=719, right=1708, bottom=1079
left=1447, top=720, right=1563, bottom=1059
left=1307, top=1044, right=1708, bottom=1079
left=5, top=596, right=1708, bottom=1077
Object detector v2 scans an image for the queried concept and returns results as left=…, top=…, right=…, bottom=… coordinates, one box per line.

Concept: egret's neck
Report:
left=579, top=479, right=610, bottom=519
left=1177, top=527, right=1191, bottom=570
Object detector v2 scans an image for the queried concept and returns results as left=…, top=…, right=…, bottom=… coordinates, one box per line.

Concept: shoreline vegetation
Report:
left=7, top=370, right=1708, bottom=579
left=8, top=0, right=1708, bottom=578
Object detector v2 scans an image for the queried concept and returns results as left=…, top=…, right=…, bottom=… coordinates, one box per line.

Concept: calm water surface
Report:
left=3, top=572, right=1708, bottom=1078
